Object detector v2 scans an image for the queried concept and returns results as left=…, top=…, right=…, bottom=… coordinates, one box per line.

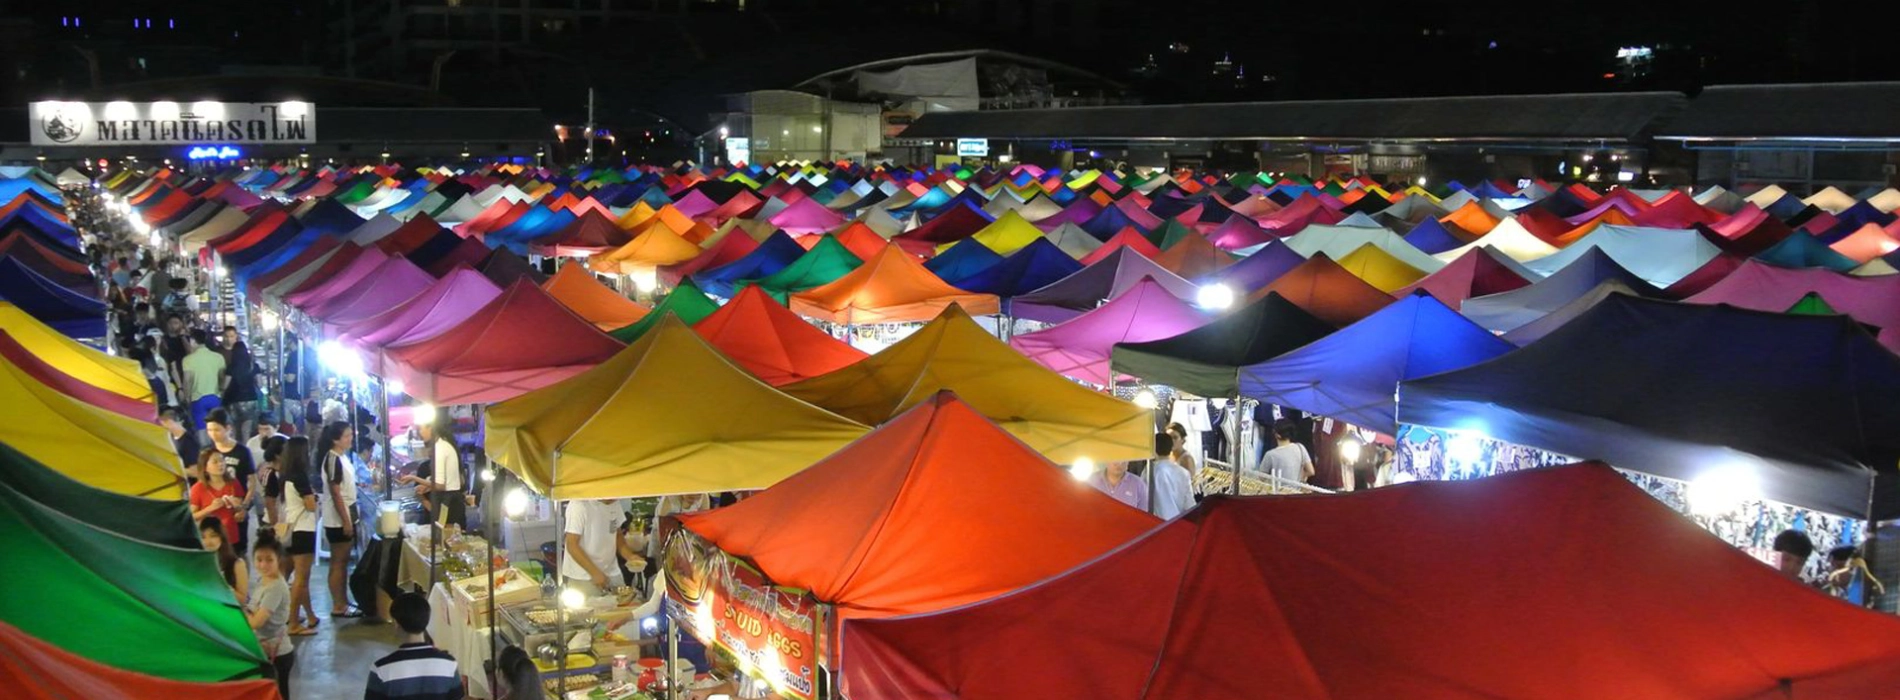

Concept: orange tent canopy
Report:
left=1257, top=253, right=1397, bottom=326
left=0, top=619, right=279, bottom=700
left=1153, top=230, right=1237, bottom=279
left=1831, top=223, right=1900, bottom=264
left=543, top=264, right=650, bottom=331
left=679, top=392, right=1158, bottom=619
left=789, top=246, right=1001, bottom=324
left=1439, top=200, right=1501, bottom=236
left=692, top=285, right=866, bottom=386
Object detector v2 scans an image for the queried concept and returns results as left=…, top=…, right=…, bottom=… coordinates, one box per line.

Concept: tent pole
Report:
left=1229, top=391, right=1242, bottom=496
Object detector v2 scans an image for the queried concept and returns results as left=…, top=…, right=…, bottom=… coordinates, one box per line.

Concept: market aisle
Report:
left=290, top=574, right=402, bottom=699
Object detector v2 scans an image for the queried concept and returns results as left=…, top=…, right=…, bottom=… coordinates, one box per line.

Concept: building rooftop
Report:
left=1658, top=82, right=1900, bottom=142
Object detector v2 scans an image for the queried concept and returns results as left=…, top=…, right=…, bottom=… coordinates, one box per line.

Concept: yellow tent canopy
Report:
left=485, top=315, right=869, bottom=499
left=0, top=302, right=152, bottom=402
left=1335, top=243, right=1431, bottom=293
left=778, top=305, right=1151, bottom=463
left=616, top=201, right=659, bottom=230
left=945, top=210, right=1047, bottom=255
left=0, top=355, right=183, bottom=498
left=590, top=224, right=702, bottom=274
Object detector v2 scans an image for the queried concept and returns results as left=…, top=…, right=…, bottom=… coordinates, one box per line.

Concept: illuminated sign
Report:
left=187, top=146, right=242, bottom=159
left=29, top=101, right=315, bottom=146
left=956, top=138, right=989, bottom=157
left=725, top=137, right=751, bottom=166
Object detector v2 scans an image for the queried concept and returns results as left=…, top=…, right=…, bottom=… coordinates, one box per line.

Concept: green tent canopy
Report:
left=0, top=443, right=196, bottom=548
left=737, top=234, right=864, bottom=303
left=1111, top=292, right=1337, bottom=397
left=0, top=475, right=266, bottom=681
left=609, top=279, right=720, bottom=343
left=1151, top=219, right=1197, bottom=249
left=1785, top=292, right=1839, bottom=316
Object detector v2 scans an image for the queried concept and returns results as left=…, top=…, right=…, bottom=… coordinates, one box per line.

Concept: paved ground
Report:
left=284, top=562, right=404, bottom=700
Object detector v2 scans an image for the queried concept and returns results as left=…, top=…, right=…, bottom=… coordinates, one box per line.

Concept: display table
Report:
left=398, top=524, right=494, bottom=593
left=428, top=583, right=496, bottom=699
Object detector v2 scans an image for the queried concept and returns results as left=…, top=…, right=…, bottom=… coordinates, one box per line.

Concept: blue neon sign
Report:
left=187, top=145, right=242, bottom=159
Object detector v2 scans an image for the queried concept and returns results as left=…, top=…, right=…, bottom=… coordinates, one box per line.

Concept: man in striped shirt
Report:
left=366, top=592, right=464, bottom=700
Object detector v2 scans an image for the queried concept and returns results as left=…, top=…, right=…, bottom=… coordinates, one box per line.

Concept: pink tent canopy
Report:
left=283, top=246, right=391, bottom=310
left=306, top=257, right=436, bottom=333
left=385, top=280, right=623, bottom=404
left=1010, top=277, right=1211, bottom=384
left=765, top=196, right=846, bottom=235
left=338, top=266, right=503, bottom=373
left=1685, top=260, right=1900, bottom=351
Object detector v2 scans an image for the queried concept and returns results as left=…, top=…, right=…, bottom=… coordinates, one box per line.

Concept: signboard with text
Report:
left=725, top=137, right=751, bottom=166
left=956, top=138, right=990, bottom=157
left=663, top=529, right=820, bottom=700
left=29, top=101, right=315, bottom=146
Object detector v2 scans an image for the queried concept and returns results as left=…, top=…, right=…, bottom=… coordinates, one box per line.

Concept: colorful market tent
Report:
left=1010, top=277, right=1210, bottom=385
left=1402, top=295, right=1900, bottom=518
left=340, top=265, right=503, bottom=362
left=1394, top=246, right=1537, bottom=309
left=779, top=305, right=1150, bottom=463
left=1685, top=261, right=1900, bottom=351
left=694, top=232, right=807, bottom=298
left=741, top=234, right=864, bottom=301
left=1460, top=248, right=1662, bottom=333
left=1012, top=248, right=1198, bottom=324
left=958, top=210, right=1046, bottom=255
left=542, top=264, right=651, bottom=331
left=678, top=392, right=1158, bottom=620
left=608, top=278, right=720, bottom=343
left=485, top=315, right=869, bottom=499
left=1111, top=292, right=1336, bottom=398
left=0, top=302, right=152, bottom=403
left=305, top=256, right=437, bottom=332
left=1787, top=292, right=1839, bottom=315
left=0, top=330, right=152, bottom=419
left=951, top=238, right=1085, bottom=299
left=692, top=285, right=867, bottom=386
left=1433, top=218, right=1561, bottom=263
left=790, top=246, right=1002, bottom=324
left=1238, top=292, right=1513, bottom=434
left=0, top=354, right=183, bottom=497
left=1520, top=224, right=1723, bottom=288
left=0, top=442, right=194, bottom=548
left=385, top=280, right=624, bottom=405
left=1499, top=280, right=1641, bottom=346
left=841, top=464, right=1900, bottom=700
left=0, top=618, right=279, bottom=700
left=1333, top=243, right=1430, bottom=293
left=1254, top=253, right=1396, bottom=327
left=0, top=473, right=266, bottom=682
left=0, top=257, right=106, bottom=338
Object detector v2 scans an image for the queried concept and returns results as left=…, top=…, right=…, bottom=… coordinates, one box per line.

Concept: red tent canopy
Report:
left=385, top=280, right=624, bottom=404
left=0, top=620, right=279, bottom=700
left=679, top=392, right=1157, bottom=620
left=843, top=464, right=1900, bottom=699
left=691, top=285, right=866, bottom=386
left=1394, top=246, right=1534, bottom=309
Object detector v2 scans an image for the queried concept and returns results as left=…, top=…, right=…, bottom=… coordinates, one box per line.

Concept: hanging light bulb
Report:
left=503, top=488, right=529, bottom=518
left=1132, top=389, right=1159, bottom=409
left=1069, top=457, right=1095, bottom=481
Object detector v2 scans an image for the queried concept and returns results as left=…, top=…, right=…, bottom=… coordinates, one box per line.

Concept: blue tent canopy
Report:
left=924, top=239, right=1006, bottom=285
left=693, top=232, right=806, bottom=298
left=1239, top=292, right=1515, bottom=434
left=1077, top=205, right=1142, bottom=242
left=1753, top=231, right=1860, bottom=272
left=0, top=257, right=106, bottom=338
left=953, top=238, right=1085, bottom=299
left=1401, top=295, right=1900, bottom=519
left=1401, top=218, right=1467, bottom=255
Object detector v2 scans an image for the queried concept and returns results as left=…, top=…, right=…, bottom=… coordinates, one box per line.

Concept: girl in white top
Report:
left=278, top=435, right=321, bottom=635
left=316, top=421, right=361, bottom=618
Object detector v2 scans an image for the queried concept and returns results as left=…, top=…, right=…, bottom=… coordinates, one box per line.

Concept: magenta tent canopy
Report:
left=765, top=196, right=845, bottom=235
left=1685, top=260, right=1900, bottom=351
left=338, top=265, right=503, bottom=373
left=1010, top=277, right=1212, bottom=385
left=283, top=245, right=390, bottom=310
left=306, top=257, right=437, bottom=334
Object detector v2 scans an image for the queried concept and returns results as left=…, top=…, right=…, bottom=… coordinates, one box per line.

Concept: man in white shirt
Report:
left=1149, top=432, right=1196, bottom=520
left=562, top=499, right=627, bottom=596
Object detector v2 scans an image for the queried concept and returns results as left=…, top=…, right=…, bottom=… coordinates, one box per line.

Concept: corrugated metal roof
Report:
left=1658, top=82, right=1900, bottom=141
left=903, top=92, right=1687, bottom=142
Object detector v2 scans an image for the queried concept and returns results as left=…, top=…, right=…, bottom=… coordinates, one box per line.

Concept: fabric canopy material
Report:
left=0, top=353, right=183, bottom=497
left=1395, top=246, right=1537, bottom=309
left=0, top=619, right=279, bottom=700
left=609, top=278, right=720, bottom=344
left=1254, top=253, right=1396, bottom=327
left=1685, top=261, right=1900, bottom=352
left=1461, top=248, right=1662, bottom=333
left=692, top=285, right=866, bottom=386
left=0, top=442, right=195, bottom=548
left=1239, top=292, right=1514, bottom=434
left=1402, top=295, right=1900, bottom=518
left=0, top=472, right=266, bottom=682
left=1012, top=248, right=1198, bottom=324
left=0, top=257, right=105, bottom=338
left=842, top=464, right=1900, bottom=700
left=1111, top=292, right=1336, bottom=397
left=543, top=264, right=651, bottom=331
left=0, top=302, right=151, bottom=403
left=789, top=246, right=1001, bottom=324
left=1010, top=277, right=1210, bottom=385
left=1521, top=224, right=1723, bottom=288
left=486, top=315, right=868, bottom=499
left=386, top=280, right=625, bottom=405
left=679, top=392, right=1157, bottom=619
left=780, top=305, right=1151, bottom=463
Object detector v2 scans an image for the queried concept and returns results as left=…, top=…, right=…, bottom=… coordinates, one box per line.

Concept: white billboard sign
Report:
left=956, top=138, right=989, bottom=157
left=29, top=101, right=316, bottom=146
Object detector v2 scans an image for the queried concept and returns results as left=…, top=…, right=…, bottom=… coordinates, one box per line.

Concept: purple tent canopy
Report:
left=339, top=266, right=504, bottom=372
left=1685, top=260, right=1900, bottom=352
left=1011, top=248, right=1199, bottom=324
left=310, top=257, right=438, bottom=335
left=1200, top=240, right=1306, bottom=292
left=1010, top=277, right=1211, bottom=385
left=284, top=246, right=391, bottom=310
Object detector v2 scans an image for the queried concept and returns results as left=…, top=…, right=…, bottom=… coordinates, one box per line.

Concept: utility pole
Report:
left=585, top=88, right=597, bottom=166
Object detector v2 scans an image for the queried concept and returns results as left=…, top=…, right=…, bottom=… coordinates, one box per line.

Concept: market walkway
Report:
left=290, top=578, right=403, bottom=699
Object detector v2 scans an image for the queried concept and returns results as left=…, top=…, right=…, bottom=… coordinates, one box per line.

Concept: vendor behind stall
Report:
left=399, top=413, right=468, bottom=530
left=563, top=499, right=635, bottom=596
